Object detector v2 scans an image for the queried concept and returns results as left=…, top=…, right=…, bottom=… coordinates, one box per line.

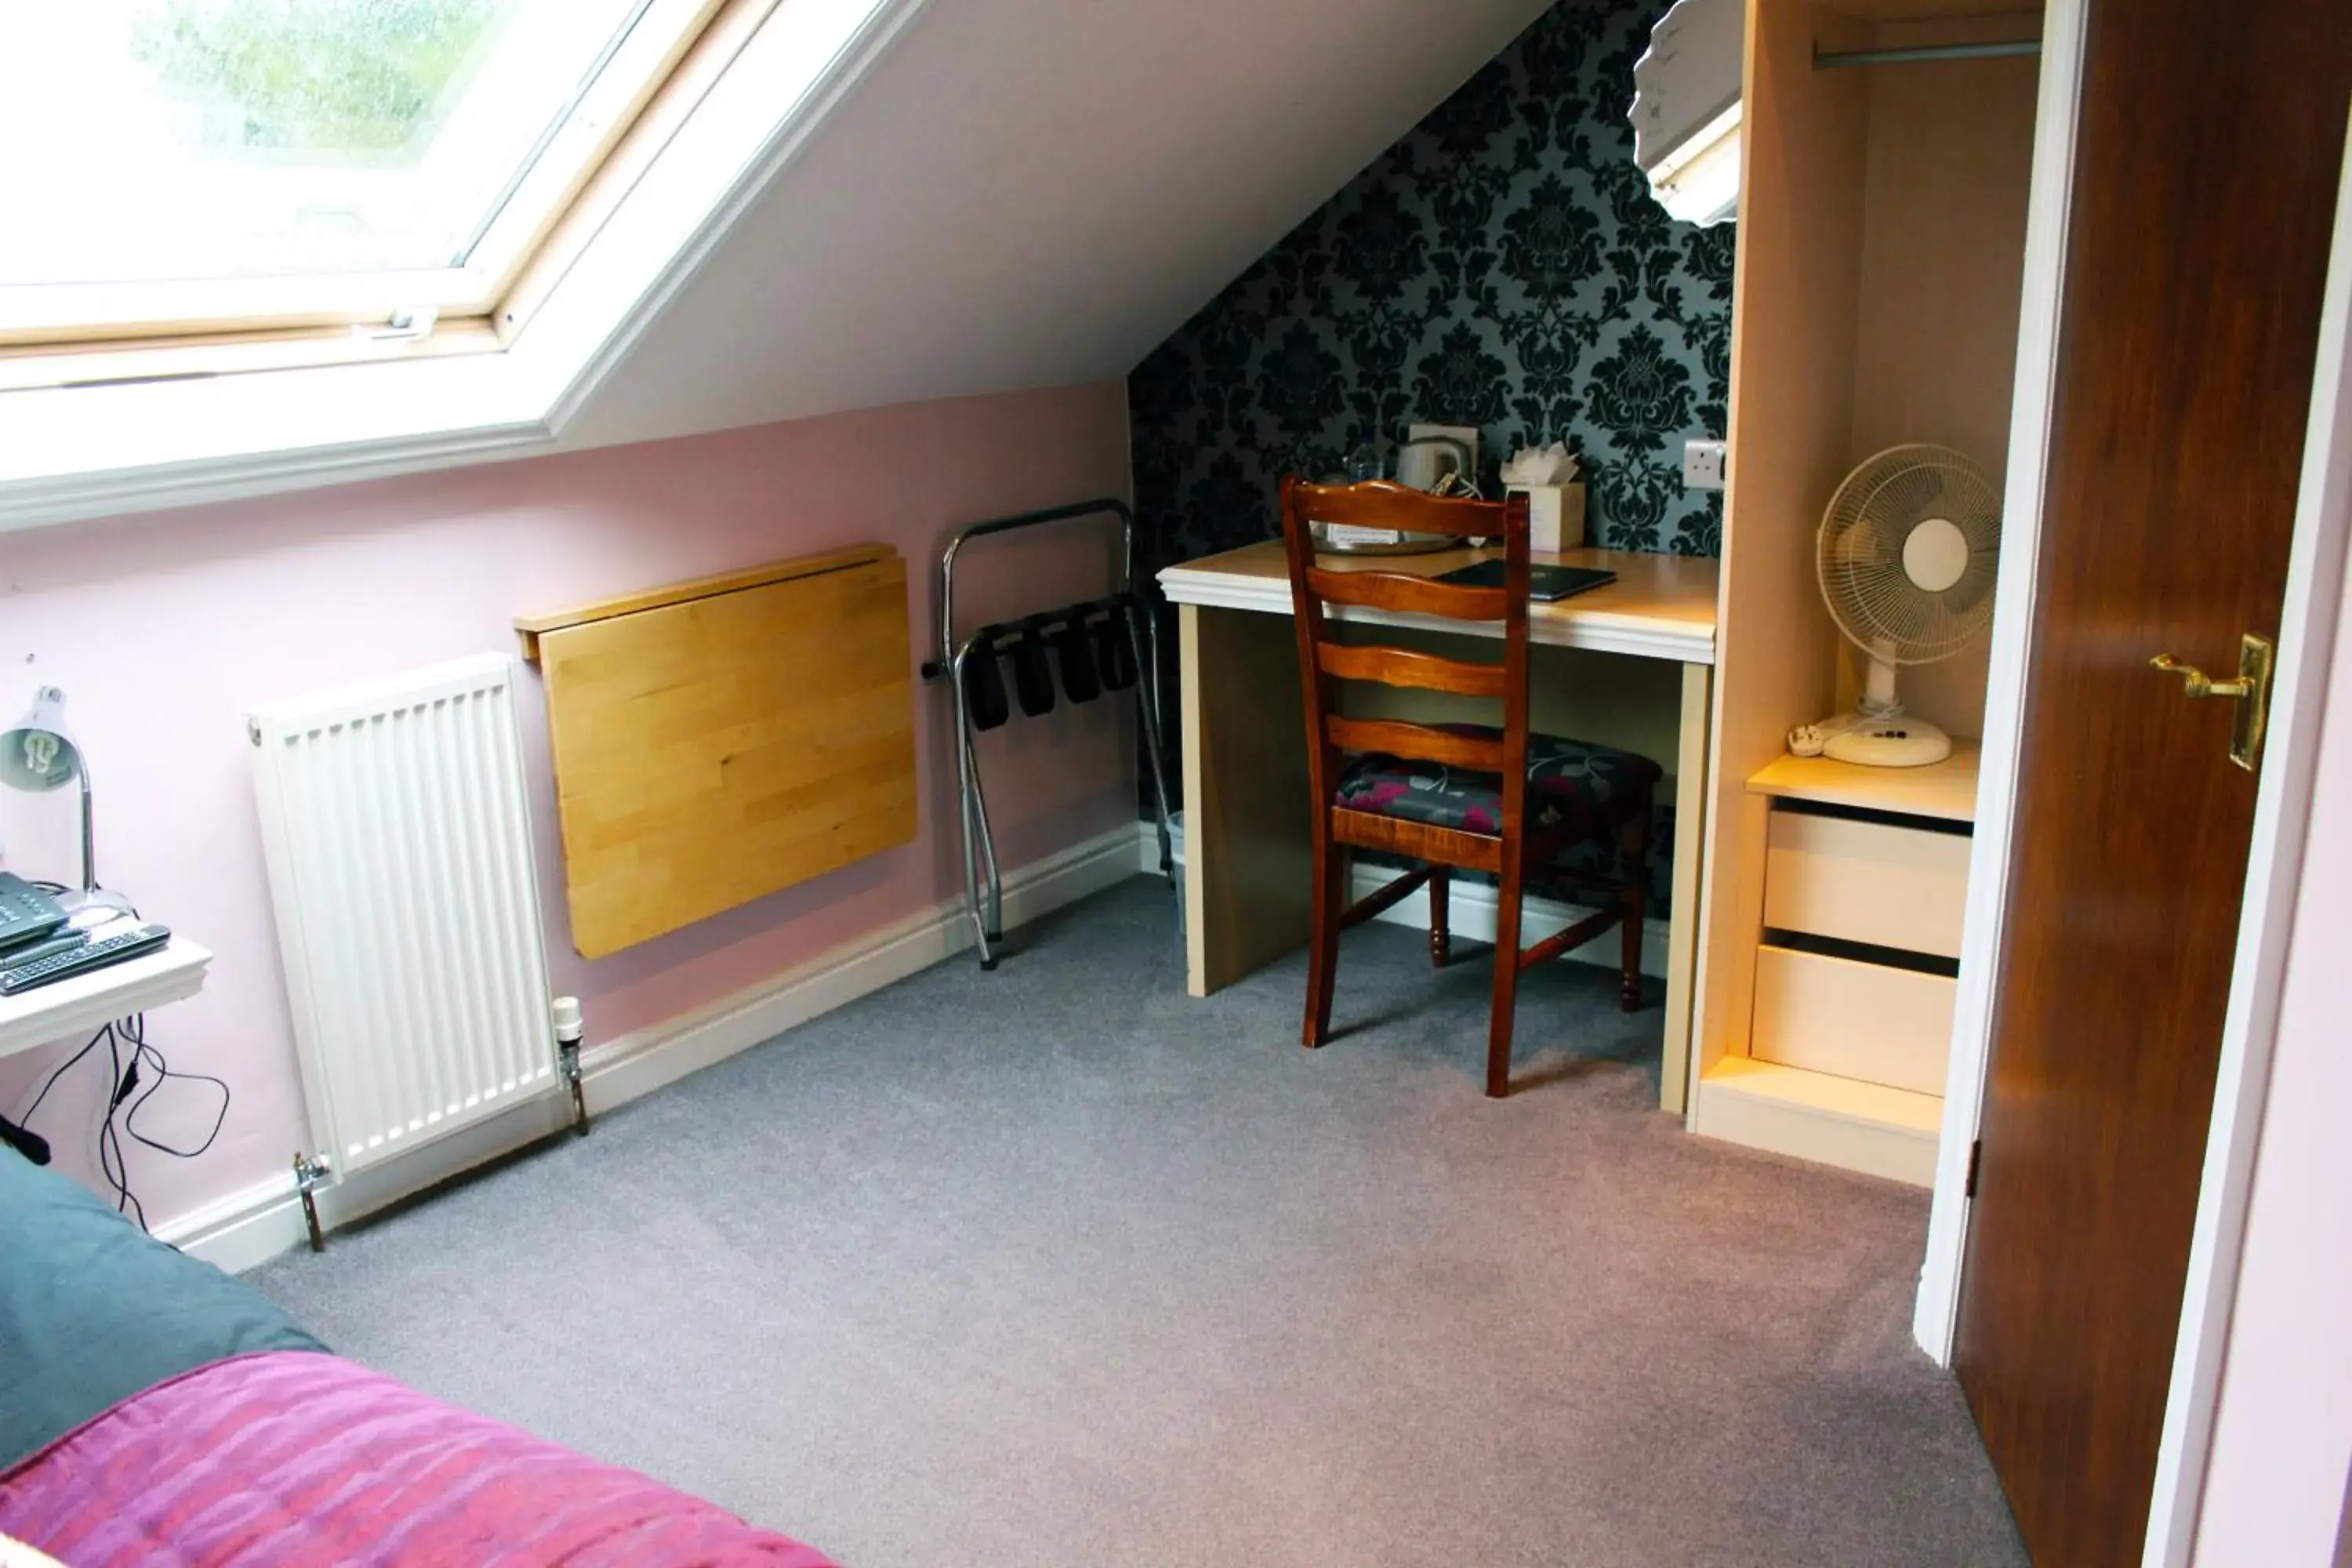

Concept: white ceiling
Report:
left=563, top=0, right=1559, bottom=450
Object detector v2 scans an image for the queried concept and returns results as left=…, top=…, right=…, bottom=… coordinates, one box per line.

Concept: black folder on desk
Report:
left=1433, top=560, right=1617, bottom=602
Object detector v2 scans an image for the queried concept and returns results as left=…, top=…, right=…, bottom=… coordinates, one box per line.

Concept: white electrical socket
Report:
left=1682, top=438, right=1727, bottom=491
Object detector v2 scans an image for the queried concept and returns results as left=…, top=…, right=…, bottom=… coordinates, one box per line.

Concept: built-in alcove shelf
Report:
left=1694, top=743, right=1985, bottom=1187
left=1747, top=742, right=1982, bottom=822
left=1685, top=0, right=2038, bottom=1188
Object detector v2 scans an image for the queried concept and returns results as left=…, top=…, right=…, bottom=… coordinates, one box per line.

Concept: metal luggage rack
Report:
left=919, top=499, right=1174, bottom=968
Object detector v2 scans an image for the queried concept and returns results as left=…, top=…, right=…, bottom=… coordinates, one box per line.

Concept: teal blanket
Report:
left=0, top=1149, right=327, bottom=1470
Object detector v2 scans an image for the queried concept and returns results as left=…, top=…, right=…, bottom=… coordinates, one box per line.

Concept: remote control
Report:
left=0, top=929, right=89, bottom=972
left=0, top=922, right=169, bottom=996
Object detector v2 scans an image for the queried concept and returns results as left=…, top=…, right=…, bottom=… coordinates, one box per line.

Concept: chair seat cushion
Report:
left=1334, top=724, right=1661, bottom=838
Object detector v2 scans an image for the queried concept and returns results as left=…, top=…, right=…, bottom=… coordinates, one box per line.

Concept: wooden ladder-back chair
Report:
left=1279, top=477, right=1663, bottom=1097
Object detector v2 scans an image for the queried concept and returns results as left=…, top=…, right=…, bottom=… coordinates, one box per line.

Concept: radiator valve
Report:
left=292, top=1152, right=332, bottom=1253
left=553, top=996, right=588, bottom=1137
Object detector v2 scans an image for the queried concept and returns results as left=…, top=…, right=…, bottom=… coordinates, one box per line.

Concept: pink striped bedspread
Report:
left=0, top=1351, right=837, bottom=1567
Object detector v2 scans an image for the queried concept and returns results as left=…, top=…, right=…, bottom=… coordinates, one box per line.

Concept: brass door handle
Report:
left=2148, top=633, right=2275, bottom=771
left=2147, top=654, right=2254, bottom=699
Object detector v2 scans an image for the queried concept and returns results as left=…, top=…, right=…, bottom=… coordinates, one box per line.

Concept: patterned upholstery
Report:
left=1334, top=724, right=1661, bottom=837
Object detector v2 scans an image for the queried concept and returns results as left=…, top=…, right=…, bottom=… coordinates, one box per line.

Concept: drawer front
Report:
left=1763, top=810, right=1969, bottom=959
left=1750, top=944, right=1955, bottom=1097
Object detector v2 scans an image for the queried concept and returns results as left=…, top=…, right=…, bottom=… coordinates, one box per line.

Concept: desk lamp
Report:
left=0, top=686, right=136, bottom=920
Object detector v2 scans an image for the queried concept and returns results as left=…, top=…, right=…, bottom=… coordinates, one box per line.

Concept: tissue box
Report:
left=1508, top=483, right=1585, bottom=553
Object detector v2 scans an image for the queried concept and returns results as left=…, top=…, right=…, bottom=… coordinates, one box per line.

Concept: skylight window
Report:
left=0, top=0, right=724, bottom=344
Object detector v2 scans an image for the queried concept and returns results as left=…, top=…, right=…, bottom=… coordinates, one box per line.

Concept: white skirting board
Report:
left=162, top=822, right=1162, bottom=1274
left=1163, top=820, right=1670, bottom=978
left=168, top=820, right=1661, bottom=1272
left=1349, top=862, right=1671, bottom=980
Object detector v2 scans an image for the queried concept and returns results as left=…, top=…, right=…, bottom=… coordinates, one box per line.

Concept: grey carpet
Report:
left=251, top=878, right=2025, bottom=1567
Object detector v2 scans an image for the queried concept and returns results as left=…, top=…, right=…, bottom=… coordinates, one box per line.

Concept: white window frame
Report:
left=0, top=0, right=728, bottom=347
left=0, top=0, right=931, bottom=530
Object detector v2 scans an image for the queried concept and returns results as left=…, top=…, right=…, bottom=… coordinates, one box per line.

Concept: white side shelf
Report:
left=0, top=940, right=213, bottom=1062
left=1746, top=742, right=1982, bottom=823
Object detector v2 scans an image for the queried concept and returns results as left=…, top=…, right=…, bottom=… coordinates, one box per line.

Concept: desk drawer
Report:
left=1763, top=810, right=1969, bottom=959
left=1751, top=944, right=1955, bottom=1096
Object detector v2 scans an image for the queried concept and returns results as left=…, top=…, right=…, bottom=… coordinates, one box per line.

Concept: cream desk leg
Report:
left=1180, top=603, right=1315, bottom=996
left=1658, top=661, right=1713, bottom=1114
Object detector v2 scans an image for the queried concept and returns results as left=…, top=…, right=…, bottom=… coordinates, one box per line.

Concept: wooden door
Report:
left=1953, top=0, right=2352, bottom=1562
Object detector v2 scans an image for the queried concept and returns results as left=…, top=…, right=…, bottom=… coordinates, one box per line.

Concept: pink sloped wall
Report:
left=2192, top=542, right=2352, bottom=1566
left=0, top=380, right=1141, bottom=1230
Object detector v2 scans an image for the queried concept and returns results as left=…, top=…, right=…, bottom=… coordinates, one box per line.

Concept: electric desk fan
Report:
left=1792, top=444, right=2002, bottom=768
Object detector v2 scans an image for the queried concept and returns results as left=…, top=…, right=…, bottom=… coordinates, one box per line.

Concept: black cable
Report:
left=106, top=1117, right=143, bottom=1229
left=0, top=1112, right=48, bottom=1164
left=16, top=1012, right=226, bottom=1232
left=122, top=1014, right=229, bottom=1160
left=16, top=1022, right=112, bottom=1129
left=91, top=1021, right=140, bottom=1227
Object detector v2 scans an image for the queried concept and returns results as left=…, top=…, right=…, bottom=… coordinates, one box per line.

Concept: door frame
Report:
left=1908, top=0, right=2352, bottom=1551
left=1908, top=0, right=2089, bottom=1369
left=2141, top=122, right=2352, bottom=1568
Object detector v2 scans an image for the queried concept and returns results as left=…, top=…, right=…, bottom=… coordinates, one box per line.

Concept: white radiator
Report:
left=250, top=654, right=559, bottom=1181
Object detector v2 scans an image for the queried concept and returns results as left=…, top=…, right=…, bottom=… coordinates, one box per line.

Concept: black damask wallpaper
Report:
left=1128, top=0, right=1733, bottom=568
left=1131, top=0, right=1729, bottom=910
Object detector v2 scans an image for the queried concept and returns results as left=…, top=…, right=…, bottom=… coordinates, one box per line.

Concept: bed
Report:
left=0, top=1149, right=837, bottom=1566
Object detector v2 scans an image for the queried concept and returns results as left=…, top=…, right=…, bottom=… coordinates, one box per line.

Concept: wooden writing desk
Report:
left=1159, top=540, right=1719, bottom=1110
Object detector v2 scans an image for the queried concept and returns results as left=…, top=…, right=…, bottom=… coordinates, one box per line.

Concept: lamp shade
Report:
left=0, top=686, right=83, bottom=793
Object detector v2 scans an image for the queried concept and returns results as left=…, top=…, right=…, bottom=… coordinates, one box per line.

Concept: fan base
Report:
left=1822, top=716, right=1952, bottom=768
left=1788, top=710, right=1953, bottom=768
